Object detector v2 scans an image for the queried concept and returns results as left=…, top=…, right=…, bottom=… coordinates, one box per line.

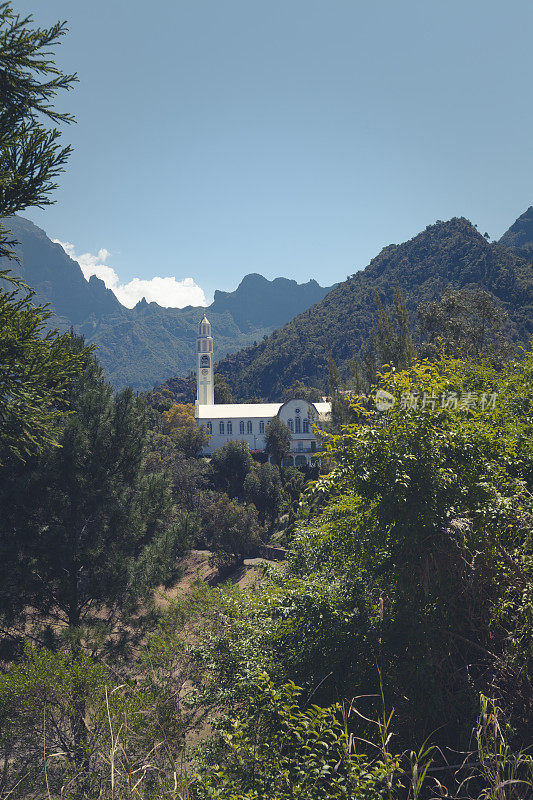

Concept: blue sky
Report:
left=17, top=0, right=533, bottom=306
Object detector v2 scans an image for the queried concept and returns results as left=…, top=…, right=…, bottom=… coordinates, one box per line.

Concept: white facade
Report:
left=194, top=316, right=331, bottom=465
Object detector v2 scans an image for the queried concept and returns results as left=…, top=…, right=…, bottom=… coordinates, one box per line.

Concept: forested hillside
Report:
left=216, top=217, right=533, bottom=399
left=0, top=216, right=333, bottom=390
left=499, top=205, right=533, bottom=257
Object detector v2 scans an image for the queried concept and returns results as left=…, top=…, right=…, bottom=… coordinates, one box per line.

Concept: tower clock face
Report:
left=202, top=368, right=208, bottom=375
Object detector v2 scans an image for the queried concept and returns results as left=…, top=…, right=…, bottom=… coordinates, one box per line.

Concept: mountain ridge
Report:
left=499, top=206, right=533, bottom=256
left=1, top=215, right=334, bottom=390
left=215, top=215, right=533, bottom=399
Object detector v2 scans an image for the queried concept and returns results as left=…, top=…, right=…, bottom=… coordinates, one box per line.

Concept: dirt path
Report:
left=156, top=549, right=281, bottom=606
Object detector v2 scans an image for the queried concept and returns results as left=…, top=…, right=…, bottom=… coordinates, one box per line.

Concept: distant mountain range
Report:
left=216, top=215, right=533, bottom=399
left=1, top=216, right=334, bottom=390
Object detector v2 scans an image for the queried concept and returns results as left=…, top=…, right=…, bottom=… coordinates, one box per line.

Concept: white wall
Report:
left=198, top=399, right=324, bottom=456
left=199, top=416, right=271, bottom=454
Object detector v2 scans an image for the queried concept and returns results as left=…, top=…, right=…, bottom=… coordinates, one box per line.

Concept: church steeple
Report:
left=196, top=314, right=214, bottom=405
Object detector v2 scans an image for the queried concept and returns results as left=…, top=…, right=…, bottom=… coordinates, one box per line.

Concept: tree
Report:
left=211, top=439, right=254, bottom=498
left=282, top=380, right=322, bottom=403
left=173, top=424, right=210, bottom=458
left=163, top=402, right=196, bottom=432
left=0, top=3, right=77, bottom=257
left=264, top=417, right=291, bottom=467
left=0, top=343, right=190, bottom=659
left=214, top=373, right=234, bottom=403
left=372, top=288, right=416, bottom=370
left=144, top=430, right=209, bottom=510
left=327, top=353, right=357, bottom=430
left=243, top=462, right=284, bottom=528
left=0, top=274, right=89, bottom=463
left=281, top=465, right=306, bottom=523
left=162, top=402, right=210, bottom=456
left=0, top=5, right=90, bottom=461
left=418, top=288, right=509, bottom=359
left=203, top=494, right=261, bottom=569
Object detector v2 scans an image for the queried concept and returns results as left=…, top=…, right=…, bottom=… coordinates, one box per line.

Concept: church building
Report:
left=194, top=316, right=331, bottom=465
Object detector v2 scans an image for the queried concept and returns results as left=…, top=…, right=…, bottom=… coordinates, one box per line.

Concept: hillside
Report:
left=1, top=216, right=333, bottom=390
left=499, top=205, right=533, bottom=257
left=216, top=217, right=533, bottom=399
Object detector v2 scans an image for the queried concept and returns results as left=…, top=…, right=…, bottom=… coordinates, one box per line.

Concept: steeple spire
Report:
left=196, top=314, right=214, bottom=405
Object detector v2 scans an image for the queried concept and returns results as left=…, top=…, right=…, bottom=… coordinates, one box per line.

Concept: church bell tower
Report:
left=196, top=315, right=214, bottom=405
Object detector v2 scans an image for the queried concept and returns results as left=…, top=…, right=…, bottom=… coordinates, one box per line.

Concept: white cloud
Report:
left=54, top=240, right=207, bottom=309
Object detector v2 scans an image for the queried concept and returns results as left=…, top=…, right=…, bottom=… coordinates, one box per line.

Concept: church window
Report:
left=219, top=422, right=225, bottom=434
left=239, top=421, right=245, bottom=434
left=259, top=421, right=265, bottom=434
left=295, top=416, right=301, bottom=433
left=206, top=422, right=212, bottom=434
left=227, top=421, right=232, bottom=434
left=297, top=440, right=303, bottom=451
left=288, top=419, right=293, bottom=432
left=303, top=419, right=309, bottom=433
left=247, top=420, right=253, bottom=434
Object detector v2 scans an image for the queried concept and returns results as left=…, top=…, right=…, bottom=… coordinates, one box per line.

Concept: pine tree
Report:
left=0, top=274, right=89, bottom=463
left=0, top=2, right=76, bottom=257
left=373, top=288, right=416, bottom=370
left=0, top=4, right=91, bottom=461
left=0, top=342, right=189, bottom=659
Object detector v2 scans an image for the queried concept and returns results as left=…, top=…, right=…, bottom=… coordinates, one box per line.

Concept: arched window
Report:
left=295, top=416, right=301, bottom=433
left=259, top=421, right=265, bottom=434
left=288, top=419, right=294, bottom=432
left=239, top=420, right=245, bottom=434
left=303, top=419, right=309, bottom=433
left=206, top=421, right=212, bottom=434
left=247, top=420, right=253, bottom=434
left=227, top=421, right=232, bottom=434
left=219, top=421, right=225, bottom=434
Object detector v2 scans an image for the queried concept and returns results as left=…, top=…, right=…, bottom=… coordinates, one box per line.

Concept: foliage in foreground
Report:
left=0, top=342, right=189, bottom=660
left=189, top=349, right=533, bottom=754
left=0, top=643, right=532, bottom=799
left=0, top=272, right=90, bottom=463
left=0, top=0, right=87, bottom=463
left=0, top=1, right=76, bottom=257
left=290, top=349, right=533, bottom=744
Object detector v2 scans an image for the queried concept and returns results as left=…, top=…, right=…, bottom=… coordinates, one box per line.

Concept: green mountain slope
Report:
left=216, top=217, right=533, bottom=399
left=1, top=216, right=333, bottom=390
left=499, top=206, right=533, bottom=258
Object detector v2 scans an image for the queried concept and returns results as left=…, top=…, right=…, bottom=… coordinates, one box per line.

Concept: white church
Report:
left=194, top=316, right=331, bottom=466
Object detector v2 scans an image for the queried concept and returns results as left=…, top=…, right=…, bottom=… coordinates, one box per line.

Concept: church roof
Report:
left=196, top=401, right=332, bottom=419
left=196, top=403, right=282, bottom=419
left=312, top=402, right=332, bottom=415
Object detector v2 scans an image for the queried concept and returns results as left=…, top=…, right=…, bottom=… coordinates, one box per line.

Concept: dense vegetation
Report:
left=499, top=205, right=533, bottom=258
left=3, top=337, right=533, bottom=798
left=217, top=218, right=533, bottom=399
